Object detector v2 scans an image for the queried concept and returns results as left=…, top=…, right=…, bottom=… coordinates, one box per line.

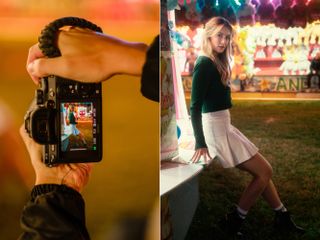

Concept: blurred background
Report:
left=0, top=0, right=159, bottom=239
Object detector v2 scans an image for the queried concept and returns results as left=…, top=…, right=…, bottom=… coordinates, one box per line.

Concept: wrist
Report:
left=35, top=170, right=72, bottom=188
left=35, top=175, right=61, bottom=186
left=102, top=39, right=147, bottom=76
left=121, top=42, right=148, bottom=75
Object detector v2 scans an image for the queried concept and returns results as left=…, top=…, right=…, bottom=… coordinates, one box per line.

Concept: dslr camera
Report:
left=25, top=76, right=102, bottom=166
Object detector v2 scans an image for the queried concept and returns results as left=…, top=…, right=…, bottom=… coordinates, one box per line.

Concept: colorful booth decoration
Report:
left=172, top=0, right=320, bottom=92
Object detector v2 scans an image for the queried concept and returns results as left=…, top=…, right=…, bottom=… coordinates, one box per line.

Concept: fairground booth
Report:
left=174, top=0, right=320, bottom=99
left=160, top=1, right=320, bottom=239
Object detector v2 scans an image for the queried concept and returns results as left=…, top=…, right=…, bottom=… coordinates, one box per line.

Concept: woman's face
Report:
left=210, top=26, right=231, bottom=54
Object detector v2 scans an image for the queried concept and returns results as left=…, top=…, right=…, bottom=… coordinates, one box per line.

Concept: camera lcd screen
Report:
left=60, top=102, right=97, bottom=152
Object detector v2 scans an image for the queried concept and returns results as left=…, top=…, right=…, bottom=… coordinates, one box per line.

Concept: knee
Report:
left=260, top=164, right=273, bottom=184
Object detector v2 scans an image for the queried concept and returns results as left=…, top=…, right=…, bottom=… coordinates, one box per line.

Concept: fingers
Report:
left=67, top=163, right=93, bottom=192
left=70, top=163, right=93, bottom=174
left=26, top=44, right=44, bottom=69
left=203, top=153, right=208, bottom=164
left=66, top=26, right=96, bottom=34
left=204, top=150, right=214, bottom=164
left=19, top=124, right=30, bottom=147
left=26, top=61, right=41, bottom=84
left=27, top=57, right=69, bottom=80
left=19, top=123, right=39, bottom=155
left=69, top=163, right=93, bottom=182
left=79, top=164, right=92, bottom=186
left=191, top=148, right=213, bottom=164
left=26, top=43, right=72, bottom=82
left=26, top=44, right=45, bottom=84
left=191, top=150, right=200, bottom=163
left=19, top=124, right=43, bottom=167
left=85, top=163, right=94, bottom=174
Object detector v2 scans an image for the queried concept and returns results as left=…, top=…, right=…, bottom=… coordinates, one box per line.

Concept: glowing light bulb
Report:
left=234, top=0, right=242, bottom=6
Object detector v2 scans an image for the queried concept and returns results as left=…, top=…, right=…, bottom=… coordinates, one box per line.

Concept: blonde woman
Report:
left=190, top=17, right=304, bottom=238
left=68, top=104, right=87, bottom=147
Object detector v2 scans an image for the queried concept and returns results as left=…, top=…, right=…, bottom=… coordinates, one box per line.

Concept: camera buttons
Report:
left=36, top=90, right=44, bottom=104
left=68, top=84, right=76, bottom=95
left=49, top=89, right=55, bottom=98
left=50, top=145, right=55, bottom=152
left=47, top=100, right=55, bottom=109
left=50, top=154, right=56, bottom=162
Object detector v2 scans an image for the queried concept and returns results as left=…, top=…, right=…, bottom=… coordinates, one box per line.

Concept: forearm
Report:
left=190, top=110, right=207, bottom=149
left=190, top=58, right=211, bottom=149
left=96, top=33, right=148, bottom=77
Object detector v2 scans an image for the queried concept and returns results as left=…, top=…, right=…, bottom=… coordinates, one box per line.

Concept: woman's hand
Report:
left=191, top=148, right=213, bottom=164
left=26, top=27, right=148, bottom=84
left=19, top=124, right=92, bottom=192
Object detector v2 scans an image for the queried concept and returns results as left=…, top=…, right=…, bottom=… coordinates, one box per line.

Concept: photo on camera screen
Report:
left=60, top=102, right=97, bottom=152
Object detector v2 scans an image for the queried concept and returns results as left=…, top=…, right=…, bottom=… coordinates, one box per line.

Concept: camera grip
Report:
left=38, top=17, right=103, bottom=58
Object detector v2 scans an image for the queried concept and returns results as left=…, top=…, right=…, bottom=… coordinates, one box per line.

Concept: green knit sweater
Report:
left=190, top=56, right=232, bottom=149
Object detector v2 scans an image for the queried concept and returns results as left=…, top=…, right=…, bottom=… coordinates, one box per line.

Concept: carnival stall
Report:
left=172, top=0, right=320, bottom=95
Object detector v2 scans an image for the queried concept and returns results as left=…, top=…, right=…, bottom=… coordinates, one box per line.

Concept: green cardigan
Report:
left=68, top=112, right=77, bottom=124
left=190, top=56, right=232, bottom=149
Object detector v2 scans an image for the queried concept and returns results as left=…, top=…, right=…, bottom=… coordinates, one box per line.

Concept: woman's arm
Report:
left=189, top=57, right=212, bottom=149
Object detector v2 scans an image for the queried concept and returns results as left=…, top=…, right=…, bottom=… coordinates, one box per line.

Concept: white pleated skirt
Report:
left=202, top=109, right=259, bottom=168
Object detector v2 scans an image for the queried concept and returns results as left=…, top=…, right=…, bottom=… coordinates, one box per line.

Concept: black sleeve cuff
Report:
left=141, top=35, right=159, bottom=102
left=31, top=184, right=81, bottom=201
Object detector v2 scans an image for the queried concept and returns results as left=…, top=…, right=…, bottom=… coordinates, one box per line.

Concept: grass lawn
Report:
left=185, top=100, right=320, bottom=240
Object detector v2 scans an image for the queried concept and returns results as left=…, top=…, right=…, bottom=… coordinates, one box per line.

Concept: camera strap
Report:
left=38, top=17, right=103, bottom=58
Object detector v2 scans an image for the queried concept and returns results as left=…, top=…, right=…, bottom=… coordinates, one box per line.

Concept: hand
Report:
left=19, top=124, right=92, bottom=192
left=191, top=148, right=213, bottom=164
left=26, top=27, right=148, bottom=84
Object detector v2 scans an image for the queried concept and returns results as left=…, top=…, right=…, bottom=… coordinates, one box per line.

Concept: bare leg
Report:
left=262, top=179, right=282, bottom=209
left=221, top=153, right=273, bottom=236
left=78, top=132, right=87, bottom=145
left=235, top=153, right=305, bottom=234
left=236, top=152, right=275, bottom=211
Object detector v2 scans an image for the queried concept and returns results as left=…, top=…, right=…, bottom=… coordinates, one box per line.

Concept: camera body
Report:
left=25, top=76, right=102, bottom=166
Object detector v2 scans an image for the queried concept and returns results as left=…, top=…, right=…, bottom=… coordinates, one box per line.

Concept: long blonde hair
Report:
left=201, top=17, right=234, bottom=86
